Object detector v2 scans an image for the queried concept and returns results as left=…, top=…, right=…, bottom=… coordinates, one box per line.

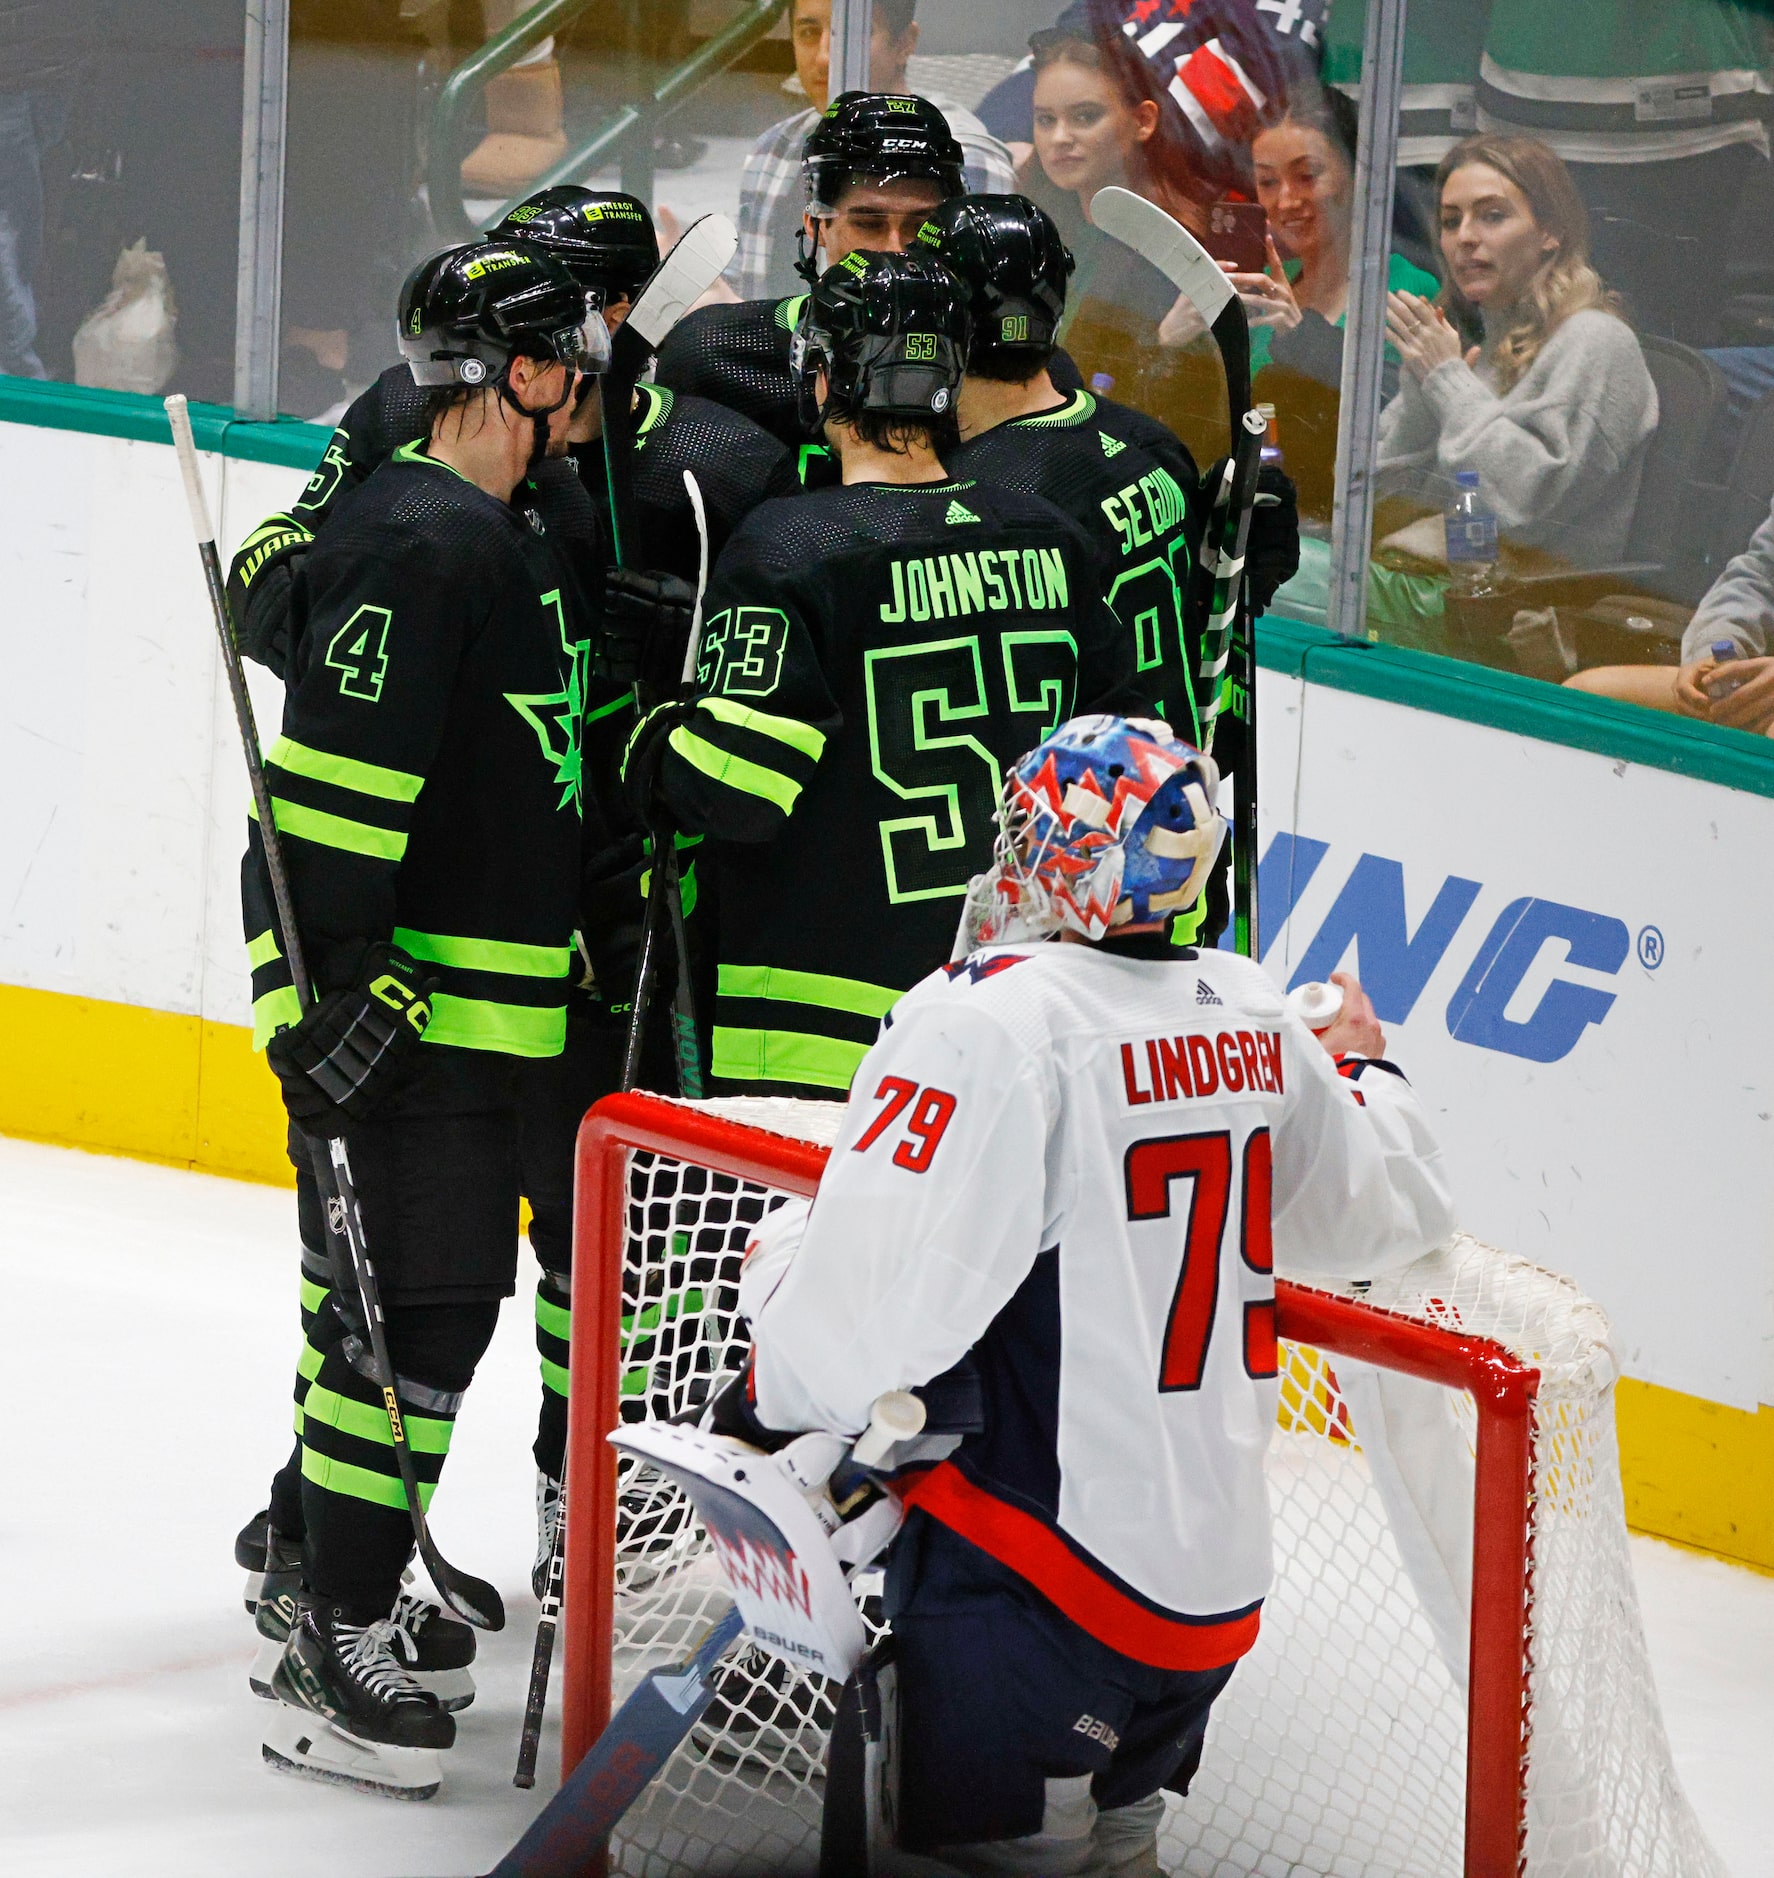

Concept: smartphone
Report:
left=1205, top=200, right=1268, bottom=274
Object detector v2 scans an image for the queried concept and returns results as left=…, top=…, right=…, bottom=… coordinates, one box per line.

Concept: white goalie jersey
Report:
left=742, top=941, right=1457, bottom=1670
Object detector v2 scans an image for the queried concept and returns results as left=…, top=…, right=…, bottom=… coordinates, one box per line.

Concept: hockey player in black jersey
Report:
left=653, top=92, right=967, bottom=462
left=244, top=241, right=595, bottom=1797
left=624, top=250, right=1139, bottom=1100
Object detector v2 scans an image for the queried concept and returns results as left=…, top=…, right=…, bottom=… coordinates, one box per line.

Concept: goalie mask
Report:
left=791, top=250, right=970, bottom=434
left=970, top=715, right=1225, bottom=945
left=488, top=186, right=659, bottom=309
left=916, top=194, right=1075, bottom=372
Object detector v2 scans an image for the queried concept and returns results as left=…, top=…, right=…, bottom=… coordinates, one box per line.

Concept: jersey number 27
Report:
left=1125, top=1128, right=1276, bottom=1389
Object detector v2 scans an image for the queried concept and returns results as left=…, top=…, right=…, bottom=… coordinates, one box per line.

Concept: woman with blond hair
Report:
left=1376, top=134, right=1657, bottom=572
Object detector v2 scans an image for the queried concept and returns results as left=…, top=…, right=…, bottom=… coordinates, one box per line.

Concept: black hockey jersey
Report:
left=244, top=445, right=585, bottom=1063
left=569, top=382, right=801, bottom=585
left=950, top=387, right=1206, bottom=739
left=645, top=476, right=1139, bottom=1095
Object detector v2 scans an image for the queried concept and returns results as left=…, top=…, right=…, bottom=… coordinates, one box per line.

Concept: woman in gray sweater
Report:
left=1376, top=134, right=1657, bottom=573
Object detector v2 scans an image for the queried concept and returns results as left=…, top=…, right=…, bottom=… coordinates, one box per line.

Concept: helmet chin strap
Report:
left=497, top=363, right=576, bottom=469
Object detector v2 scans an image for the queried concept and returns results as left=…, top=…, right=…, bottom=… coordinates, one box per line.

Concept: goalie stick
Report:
left=604, top=215, right=735, bottom=1099
left=1088, top=187, right=1266, bottom=958
left=164, top=394, right=504, bottom=1634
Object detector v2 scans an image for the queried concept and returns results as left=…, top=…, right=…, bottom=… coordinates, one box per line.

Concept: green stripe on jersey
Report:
left=718, top=963, right=902, bottom=1020
left=246, top=928, right=282, bottom=970
left=250, top=794, right=406, bottom=861
left=710, top=1027, right=869, bottom=1091
left=424, top=994, right=566, bottom=1057
left=694, top=695, right=828, bottom=761
left=669, top=727, right=804, bottom=815
left=392, top=927, right=571, bottom=979
left=266, top=735, right=424, bottom=803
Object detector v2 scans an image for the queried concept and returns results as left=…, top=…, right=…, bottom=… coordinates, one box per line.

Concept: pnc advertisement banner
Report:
left=1249, top=671, right=1774, bottom=1411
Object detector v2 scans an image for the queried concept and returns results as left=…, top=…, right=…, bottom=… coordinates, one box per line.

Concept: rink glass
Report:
left=1, top=0, right=1761, bottom=705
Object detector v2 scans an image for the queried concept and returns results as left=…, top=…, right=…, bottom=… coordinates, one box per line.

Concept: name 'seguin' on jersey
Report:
left=1121, top=1027, right=1286, bottom=1107
left=881, top=544, right=1071, bottom=623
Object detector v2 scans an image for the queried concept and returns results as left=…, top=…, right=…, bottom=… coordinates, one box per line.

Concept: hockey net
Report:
left=560, top=1092, right=1724, bottom=1878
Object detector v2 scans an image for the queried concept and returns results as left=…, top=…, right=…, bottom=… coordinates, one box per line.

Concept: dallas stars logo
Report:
left=505, top=590, right=589, bottom=813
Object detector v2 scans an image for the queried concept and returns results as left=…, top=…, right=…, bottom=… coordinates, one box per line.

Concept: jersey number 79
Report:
left=1124, top=1129, right=1275, bottom=1389
left=853, top=1075, right=958, bottom=1173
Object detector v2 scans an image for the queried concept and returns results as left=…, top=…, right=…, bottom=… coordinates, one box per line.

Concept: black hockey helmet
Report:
left=802, top=92, right=967, bottom=215
left=487, top=187, right=659, bottom=306
left=397, top=240, right=608, bottom=390
left=792, top=250, right=971, bottom=433
left=916, top=194, right=1075, bottom=372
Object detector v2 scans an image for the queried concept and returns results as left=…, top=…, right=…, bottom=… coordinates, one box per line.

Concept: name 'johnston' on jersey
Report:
left=642, top=476, right=1144, bottom=1095
left=743, top=943, right=1458, bottom=1668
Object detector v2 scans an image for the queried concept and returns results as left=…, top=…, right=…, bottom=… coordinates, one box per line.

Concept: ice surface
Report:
left=0, top=1135, right=1768, bottom=1878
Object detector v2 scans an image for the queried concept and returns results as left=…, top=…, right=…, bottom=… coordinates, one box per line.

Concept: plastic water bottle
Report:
left=1287, top=981, right=1344, bottom=1034
left=1444, top=470, right=1498, bottom=597
left=1705, top=639, right=1749, bottom=700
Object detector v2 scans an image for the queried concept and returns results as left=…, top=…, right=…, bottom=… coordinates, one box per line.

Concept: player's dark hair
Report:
left=833, top=401, right=960, bottom=457
left=874, top=0, right=917, bottom=35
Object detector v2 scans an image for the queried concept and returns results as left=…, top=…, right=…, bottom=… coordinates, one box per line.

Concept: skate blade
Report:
left=242, top=1567, right=265, bottom=1614
left=261, top=1706, right=440, bottom=1801
left=414, top=1667, right=475, bottom=1712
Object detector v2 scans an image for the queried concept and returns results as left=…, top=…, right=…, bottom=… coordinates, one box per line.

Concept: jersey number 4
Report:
left=1124, top=1129, right=1275, bottom=1389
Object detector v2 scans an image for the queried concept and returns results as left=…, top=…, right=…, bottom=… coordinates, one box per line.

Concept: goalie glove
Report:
left=265, top=942, right=437, bottom=1136
left=598, top=566, right=696, bottom=693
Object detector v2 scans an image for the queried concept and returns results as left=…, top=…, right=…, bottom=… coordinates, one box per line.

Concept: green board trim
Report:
left=3, top=371, right=1770, bottom=799
left=0, top=372, right=330, bottom=471
left=1259, top=615, right=1774, bottom=801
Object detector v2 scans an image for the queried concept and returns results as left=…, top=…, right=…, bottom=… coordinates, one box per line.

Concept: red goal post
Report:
left=563, top=1092, right=1539, bottom=1875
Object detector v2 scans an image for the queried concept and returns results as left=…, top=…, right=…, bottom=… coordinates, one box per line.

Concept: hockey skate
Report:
left=235, top=1509, right=300, bottom=1616
left=263, top=1598, right=454, bottom=1800
left=532, top=1469, right=564, bottom=1600
left=251, top=1584, right=476, bottom=1712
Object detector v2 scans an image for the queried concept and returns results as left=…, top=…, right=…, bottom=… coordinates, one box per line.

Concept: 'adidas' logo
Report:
left=1099, top=431, right=1126, bottom=459
left=945, top=500, right=980, bottom=525
left=1196, top=979, right=1222, bottom=1005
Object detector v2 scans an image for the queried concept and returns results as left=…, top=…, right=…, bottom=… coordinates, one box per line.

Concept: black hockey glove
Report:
left=265, top=943, right=437, bottom=1137
left=620, top=699, right=695, bottom=830
left=579, top=834, right=649, bottom=1008
left=1246, top=462, right=1300, bottom=615
left=225, top=529, right=311, bottom=679
left=598, top=567, right=696, bottom=694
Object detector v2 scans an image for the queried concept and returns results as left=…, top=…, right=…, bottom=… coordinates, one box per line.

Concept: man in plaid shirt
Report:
left=727, top=0, right=1016, bottom=302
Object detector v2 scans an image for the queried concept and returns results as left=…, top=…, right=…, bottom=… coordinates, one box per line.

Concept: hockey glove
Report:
left=265, top=943, right=437, bottom=1136
left=225, top=522, right=312, bottom=680
left=1204, top=457, right=1300, bottom=616
left=598, top=567, right=696, bottom=694
left=620, top=699, right=695, bottom=829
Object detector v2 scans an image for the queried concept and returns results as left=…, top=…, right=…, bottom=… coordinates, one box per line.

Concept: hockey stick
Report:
left=1088, top=187, right=1265, bottom=957
left=165, top=395, right=504, bottom=1634
left=489, top=1603, right=748, bottom=1876
left=603, top=219, right=734, bottom=1099
left=513, top=1479, right=565, bottom=1788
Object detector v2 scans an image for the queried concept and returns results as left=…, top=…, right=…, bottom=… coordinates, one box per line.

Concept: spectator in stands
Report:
left=1158, top=86, right=1438, bottom=517
left=1376, top=134, right=1657, bottom=573
left=1565, top=504, right=1774, bottom=733
left=724, top=0, right=1014, bottom=303
left=0, top=2, right=93, bottom=378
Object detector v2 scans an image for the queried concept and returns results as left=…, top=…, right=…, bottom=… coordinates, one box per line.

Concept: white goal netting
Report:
left=588, top=1097, right=1725, bottom=1878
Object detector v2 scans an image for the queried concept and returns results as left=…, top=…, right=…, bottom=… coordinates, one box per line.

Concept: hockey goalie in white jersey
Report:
left=726, top=714, right=1457, bottom=1877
